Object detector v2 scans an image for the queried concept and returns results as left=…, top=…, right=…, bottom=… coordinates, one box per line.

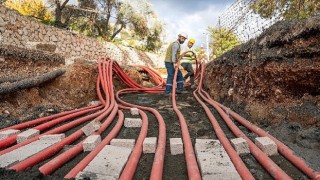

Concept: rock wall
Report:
left=0, top=5, right=164, bottom=68
left=204, top=15, right=320, bottom=127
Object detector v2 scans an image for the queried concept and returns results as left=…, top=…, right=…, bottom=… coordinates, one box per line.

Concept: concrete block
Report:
left=130, top=108, right=139, bottom=115
left=79, top=145, right=132, bottom=178
left=81, top=120, right=101, bottom=136
left=0, top=139, right=61, bottom=167
left=83, top=135, right=101, bottom=152
left=195, top=139, right=241, bottom=179
left=124, top=118, right=142, bottom=128
left=16, top=129, right=40, bottom=143
left=170, top=138, right=183, bottom=155
left=230, top=137, right=250, bottom=155
left=195, top=139, right=223, bottom=155
left=0, top=129, right=20, bottom=140
left=39, top=134, right=65, bottom=141
left=110, top=139, right=135, bottom=150
left=255, top=137, right=278, bottom=156
left=143, top=137, right=157, bottom=153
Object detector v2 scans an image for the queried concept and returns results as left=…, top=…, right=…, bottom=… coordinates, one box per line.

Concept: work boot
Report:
left=176, top=90, right=188, bottom=94
left=191, top=84, right=197, bottom=89
left=164, top=92, right=171, bottom=96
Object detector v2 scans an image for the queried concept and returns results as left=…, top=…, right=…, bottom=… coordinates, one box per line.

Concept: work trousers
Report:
left=181, top=62, right=194, bottom=85
left=164, top=62, right=184, bottom=93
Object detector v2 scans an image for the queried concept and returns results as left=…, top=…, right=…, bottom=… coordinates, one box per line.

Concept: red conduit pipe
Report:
left=38, top=58, right=116, bottom=175
left=215, top=102, right=320, bottom=180
left=119, top=110, right=148, bottom=179
left=171, top=52, right=201, bottom=180
left=0, top=105, right=99, bottom=132
left=33, top=106, right=103, bottom=132
left=10, top=129, right=84, bottom=171
left=135, top=65, right=165, bottom=87
left=0, top=105, right=104, bottom=156
left=10, top=103, right=111, bottom=171
left=193, top=62, right=254, bottom=180
left=116, top=89, right=166, bottom=180
left=0, top=105, right=103, bottom=150
left=64, top=109, right=124, bottom=179
left=39, top=103, right=118, bottom=175
left=9, top=102, right=110, bottom=171
left=198, top=90, right=291, bottom=179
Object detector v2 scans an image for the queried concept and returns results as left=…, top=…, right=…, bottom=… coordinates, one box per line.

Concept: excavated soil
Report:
left=204, top=15, right=320, bottom=127
left=0, top=16, right=319, bottom=179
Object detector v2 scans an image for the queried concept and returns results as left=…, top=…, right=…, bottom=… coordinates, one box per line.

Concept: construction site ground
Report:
left=0, top=54, right=319, bottom=179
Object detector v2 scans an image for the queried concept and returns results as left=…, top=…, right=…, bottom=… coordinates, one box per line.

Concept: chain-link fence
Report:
left=218, top=0, right=283, bottom=42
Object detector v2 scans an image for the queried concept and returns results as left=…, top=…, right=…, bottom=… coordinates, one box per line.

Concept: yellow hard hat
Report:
left=189, top=38, right=195, bottom=44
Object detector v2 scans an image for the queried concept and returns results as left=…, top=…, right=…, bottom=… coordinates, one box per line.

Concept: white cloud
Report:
left=161, top=5, right=224, bottom=47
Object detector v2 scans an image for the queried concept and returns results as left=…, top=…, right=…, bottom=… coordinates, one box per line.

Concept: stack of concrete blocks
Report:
left=255, top=136, right=278, bottom=156
left=170, top=138, right=183, bottom=155
left=195, top=139, right=241, bottom=180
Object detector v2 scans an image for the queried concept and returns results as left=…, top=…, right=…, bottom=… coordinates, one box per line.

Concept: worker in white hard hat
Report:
left=181, top=38, right=196, bottom=88
left=164, top=33, right=188, bottom=95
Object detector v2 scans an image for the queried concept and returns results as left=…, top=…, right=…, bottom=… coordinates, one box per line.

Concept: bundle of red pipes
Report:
left=0, top=56, right=318, bottom=180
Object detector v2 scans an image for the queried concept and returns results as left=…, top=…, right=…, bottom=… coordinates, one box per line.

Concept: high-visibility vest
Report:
left=165, top=41, right=181, bottom=62
left=181, top=46, right=194, bottom=63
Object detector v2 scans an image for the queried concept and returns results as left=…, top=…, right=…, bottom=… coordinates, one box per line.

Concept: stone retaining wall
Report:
left=0, top=5, right=164, bottom=68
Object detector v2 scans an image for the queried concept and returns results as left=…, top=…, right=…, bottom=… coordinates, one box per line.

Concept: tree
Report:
left=208, top=26, right=240, bottom=58
left=46, top=0, right=70, bottom=27
left=5, top=0, right=52, bottom=21
left=250, top=0, right=320, bottom=20
left=68, top=0, right=163, bottom=52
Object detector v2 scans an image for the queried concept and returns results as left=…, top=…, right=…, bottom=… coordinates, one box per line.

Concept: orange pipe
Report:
left=119, top=110, right=148, bottom=179
left=0, top=105, right=98, bottom=132
left=198, top=90, right=292, bottom=179
left=0, top=105, right=103, bottom=154
left=217, top=102, right=320, bottom=180
left=171, top=52, right=201, bottom=180
left=193, top=62, right=254, bottom=179
left=39, top=103, right=118, bottom=175
left=64, top=109, right=124, bottom=179
left=116, top=89, right=166, bottom=180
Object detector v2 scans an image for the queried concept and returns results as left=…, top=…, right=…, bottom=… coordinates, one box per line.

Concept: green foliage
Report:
left=69, top=0, right=164, bottom=52
left=208, top=26, right=240, bottom=58
left=250, top=0, right=320, bottom=20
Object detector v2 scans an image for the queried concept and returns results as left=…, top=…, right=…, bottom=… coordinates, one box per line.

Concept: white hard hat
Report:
left=179, top=32, right=188, bottom=39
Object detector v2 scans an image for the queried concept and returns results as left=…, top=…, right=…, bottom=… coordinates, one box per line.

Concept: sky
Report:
left=67, top=0, right=235, bottom=47
left=147, top=0, right=235, bottom=47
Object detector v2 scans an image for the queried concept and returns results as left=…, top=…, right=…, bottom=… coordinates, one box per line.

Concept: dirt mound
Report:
left=0, top=45, right=145, bottom=124
left=204, top=15, right=320, bottom=127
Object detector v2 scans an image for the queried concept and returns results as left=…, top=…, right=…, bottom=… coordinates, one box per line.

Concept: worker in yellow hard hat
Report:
left=180, top=38, right=196, bottom=88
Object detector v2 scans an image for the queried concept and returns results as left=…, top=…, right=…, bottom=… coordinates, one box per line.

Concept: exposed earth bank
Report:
left=204, top=15, right=319, bottom=150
